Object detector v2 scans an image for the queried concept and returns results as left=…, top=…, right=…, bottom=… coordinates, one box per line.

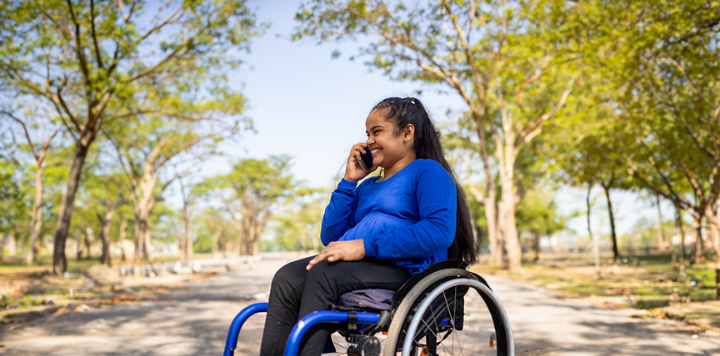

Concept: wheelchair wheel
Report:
left=382, top=268, right=514, bottom=356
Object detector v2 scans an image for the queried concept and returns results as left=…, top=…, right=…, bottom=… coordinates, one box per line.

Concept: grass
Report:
left=0, top=255, right=104, bottom=274
left=473, top=256, right=719, bottom=307
left=472, top=254, right=720, bottom=330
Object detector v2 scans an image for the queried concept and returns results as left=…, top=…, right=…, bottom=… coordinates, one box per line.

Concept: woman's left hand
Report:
left=306, top=239, right=366, bottom=270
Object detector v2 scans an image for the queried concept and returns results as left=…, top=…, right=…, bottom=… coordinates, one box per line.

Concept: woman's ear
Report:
left=403, top=124, right=415, bottom=143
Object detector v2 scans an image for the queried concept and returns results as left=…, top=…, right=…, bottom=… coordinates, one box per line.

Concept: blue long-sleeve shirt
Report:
left=321, top=159, right=457, bottom=274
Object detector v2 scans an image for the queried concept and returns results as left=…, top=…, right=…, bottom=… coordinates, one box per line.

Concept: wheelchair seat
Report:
left=337, top=289, right=394, bottom=311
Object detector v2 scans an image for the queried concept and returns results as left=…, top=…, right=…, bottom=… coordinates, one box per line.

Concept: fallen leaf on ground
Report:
left=53, top=307, right=70, bottom=316
left=112, top=293, right=138, bottom=302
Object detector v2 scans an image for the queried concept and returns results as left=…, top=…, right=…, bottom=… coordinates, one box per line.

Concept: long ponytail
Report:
left=372, top=97, right=477, bottom=264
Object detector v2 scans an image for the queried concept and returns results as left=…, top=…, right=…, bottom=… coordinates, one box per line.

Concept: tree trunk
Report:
left=250, top=235, right=260, bottom=256
left=132, top=219, right=143, bottom=263
left=470, top=184, right=501, bottom=266
left=84, top=228, right=94, bottom=260
left=485, top=193, right=503, bottom=266
left=179, top=180, right=193, bottom=261
left=132, top=207, right=154, bottom=263
left=143, top=227, right=153, bottom=263
left=224, top=239, right=234, bottom=256
left=498, top=139, right=522, bottom=272
left=705, top=206, right=720, bottom=257
left=676, top=204, right=686, bottom=262
left=183, top=225, right=192, bottom=261
left=532, top=229, right=540, bottom=262
left=470, top=213, right=481, bottom=255
left=75, top=231, right=83, bottom=261
left=212, top=229, right=221, bottom=258
left=588, top=183, right=601, bottom=277
left=128, top=165, right=158, bottom=263
left=98, top=200, right=118, bottom=266
left=26, top=164, right=45, bottom=265
left=178, top=237, right=185, bottom=260
left=690, top=213, right=704, bottom=265
left=600, top=182, right=619, bottom=258
left=247, top=222, right=259, bottom=256
left=656, top=194, right=667, bottom=252
left=119, top=218, right=128, bottom=262
left=469, top=107, right=500, bottom=267
left=52, top=142, right=92, bottom=274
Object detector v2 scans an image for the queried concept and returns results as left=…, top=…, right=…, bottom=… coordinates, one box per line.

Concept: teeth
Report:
left=371, top=149, right=381, bottom=153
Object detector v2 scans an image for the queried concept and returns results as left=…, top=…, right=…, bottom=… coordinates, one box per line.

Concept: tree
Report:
left=294, top=0, right=580, bottom=271
left=515, top=184, right=565, bottom=262
left=271, top=190, right=327, bottom=253
left=79, top=170, right=125, bottom=265
left=108, top=105, right=244, bottom=263
left=194, top=207, right=238, bottom=257
left=0, top=159, right=26, bottom=256
left=573, top=0, right=720, bottom=262
left=0, top=0, right=264, bottom=274
left=199, top=156, right=298, bottom=256
left=1, top=110, right=61, bottom=264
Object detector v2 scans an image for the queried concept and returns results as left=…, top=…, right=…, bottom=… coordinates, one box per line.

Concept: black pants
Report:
left=259, top=256, right=410, bottom=355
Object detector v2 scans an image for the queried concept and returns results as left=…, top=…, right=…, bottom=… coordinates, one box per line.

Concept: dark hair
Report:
left=372, top=97, right=477, bottom=264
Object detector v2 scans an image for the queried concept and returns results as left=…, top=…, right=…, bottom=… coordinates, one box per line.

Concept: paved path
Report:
left=1, top=258, right=719, bottom=355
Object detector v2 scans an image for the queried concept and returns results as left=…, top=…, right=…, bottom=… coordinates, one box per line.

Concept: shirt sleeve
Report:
left=320, top=179, right=359, bottom=246
left=342, top=164, right=457, bottom=259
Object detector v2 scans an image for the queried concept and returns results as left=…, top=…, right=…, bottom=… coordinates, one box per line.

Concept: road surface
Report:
left=1, top=256, right=719, bottom=355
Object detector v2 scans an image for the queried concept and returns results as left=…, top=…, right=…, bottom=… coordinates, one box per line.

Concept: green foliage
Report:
left=197, top=155, right=303, bottom=254
left=270, top=193, right=328, bottom=252
left=0, top=1, right=266, bottom=270
left=569, top=0, right=720, bottom=214
left=515, top=184, right=565, bottom=237
left=0, top=160, right=27, bottom=236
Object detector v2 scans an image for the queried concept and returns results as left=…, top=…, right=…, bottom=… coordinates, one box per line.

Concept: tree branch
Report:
left=90, top=0, right=104, bottom=69
left=2, top=111, right=38, bottom=160
left=65, top=0, right=91, bottom=90
left=515, top=76, right=576, bottom=149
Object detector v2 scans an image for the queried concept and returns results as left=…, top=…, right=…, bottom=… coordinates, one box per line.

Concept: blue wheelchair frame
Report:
left=223, top=302, right=453, bottom=356
left=223, top=302, right=380, bottom=356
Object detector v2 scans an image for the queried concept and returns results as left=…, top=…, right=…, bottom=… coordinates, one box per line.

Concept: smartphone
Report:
left=356, top=147, right=374, bottom=173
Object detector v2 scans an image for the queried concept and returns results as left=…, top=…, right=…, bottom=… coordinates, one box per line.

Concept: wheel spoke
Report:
left=421, top=318, right=440, bottom=339
left=441, top=330, right=452, bottom=356
left=442, top=291, right=454, bottom=327
left=458, top=332, right=468, bottom=356
left=429, top=302, right=441, bottom=332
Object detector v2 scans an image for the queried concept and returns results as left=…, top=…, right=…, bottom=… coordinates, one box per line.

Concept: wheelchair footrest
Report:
left=347, top=335, right=381, bottom=356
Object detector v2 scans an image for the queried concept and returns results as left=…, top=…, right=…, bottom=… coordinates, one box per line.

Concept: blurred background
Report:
left=0, top=0, right=719, bottom=343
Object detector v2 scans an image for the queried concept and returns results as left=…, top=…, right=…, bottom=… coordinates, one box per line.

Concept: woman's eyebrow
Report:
left=366, top=125, right=384, bottom=133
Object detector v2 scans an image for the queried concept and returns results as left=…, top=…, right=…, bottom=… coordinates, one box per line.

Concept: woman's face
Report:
left=365, top=109, right=415, bottom=168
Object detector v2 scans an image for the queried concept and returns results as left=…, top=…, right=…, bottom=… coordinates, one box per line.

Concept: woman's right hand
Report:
left=344, top=143, right=374, bottom=182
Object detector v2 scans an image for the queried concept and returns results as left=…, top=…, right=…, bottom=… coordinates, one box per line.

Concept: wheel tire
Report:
left=381, top=269, right=513, bottom=356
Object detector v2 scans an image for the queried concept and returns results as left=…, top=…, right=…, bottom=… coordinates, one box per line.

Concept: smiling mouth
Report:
left=370, top=148, right=382, bottom=155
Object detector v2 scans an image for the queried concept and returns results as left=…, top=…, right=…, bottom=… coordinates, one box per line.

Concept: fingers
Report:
left=306, top=245, right=345, bottom=270
left=306, top=249, right=334, bottom=270
left=347, top=143, right=366, bottom=164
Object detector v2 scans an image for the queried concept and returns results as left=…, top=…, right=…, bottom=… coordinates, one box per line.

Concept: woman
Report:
left=259, top=97, right=475, bottom=355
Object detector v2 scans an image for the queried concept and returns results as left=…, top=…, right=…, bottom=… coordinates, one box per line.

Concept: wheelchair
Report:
left=223, top=260, right=514, bottom=356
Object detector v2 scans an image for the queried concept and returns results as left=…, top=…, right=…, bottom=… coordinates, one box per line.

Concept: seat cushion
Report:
left=338, top=289, right=395, bottom=311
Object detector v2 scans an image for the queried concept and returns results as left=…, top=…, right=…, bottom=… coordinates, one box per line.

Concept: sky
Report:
left=184, top=0, right=676, bottom=241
